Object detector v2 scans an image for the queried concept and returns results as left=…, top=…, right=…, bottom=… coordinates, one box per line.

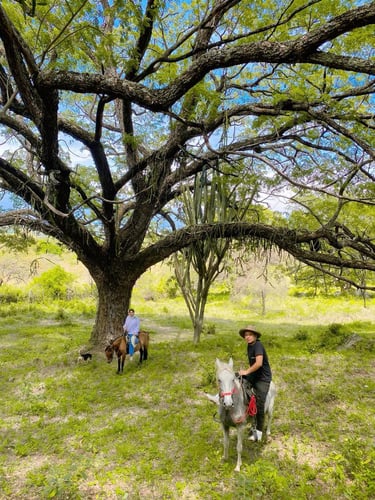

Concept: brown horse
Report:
left=104, top=331, right=149, bottom=373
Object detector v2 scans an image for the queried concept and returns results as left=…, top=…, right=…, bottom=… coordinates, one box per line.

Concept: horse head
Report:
left=216, top=358, right=237, bottom=408
left=104, top=341, right=114, bottom=363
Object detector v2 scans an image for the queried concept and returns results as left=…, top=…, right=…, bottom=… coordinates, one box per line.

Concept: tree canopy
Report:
left=0, top=0, right=374, bottom=344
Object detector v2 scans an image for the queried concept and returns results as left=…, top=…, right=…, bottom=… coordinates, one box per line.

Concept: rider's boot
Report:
left=248, top=429, right=262, bottom=442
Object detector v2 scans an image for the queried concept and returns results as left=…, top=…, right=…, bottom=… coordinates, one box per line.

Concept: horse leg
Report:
left=222, top=425, right=230, bottom=462
left=265, top=383, right=276, bottom=436
left=265, top=400, right=274, bottom=436
left=139, top=347, right=143, bottom=364
left=143, top=347, right=148, bottom=361
left=235, top=425, right=245, bottom=472
left=121, top=353, right=125, bottom=372
left=116, top=355, right=121, bottom=374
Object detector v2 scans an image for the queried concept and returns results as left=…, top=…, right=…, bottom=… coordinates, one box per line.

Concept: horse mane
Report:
left=112, top=335, right=124, bottom=342
left=105, top=335, right=123, bottom=348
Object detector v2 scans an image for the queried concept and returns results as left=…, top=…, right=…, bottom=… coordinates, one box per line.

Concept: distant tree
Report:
left=0, top=2, right=375, bottom=345
left=29, top=265, right=75, bottom=300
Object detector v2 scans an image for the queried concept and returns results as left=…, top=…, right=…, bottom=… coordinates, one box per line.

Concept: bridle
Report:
left=217, top=368, right=255, bottom=424
left=219, top=386, right=239, bottom=398
left=104, top=344, right=114, bottom=361
left=218, top=368, right=240, bottom=399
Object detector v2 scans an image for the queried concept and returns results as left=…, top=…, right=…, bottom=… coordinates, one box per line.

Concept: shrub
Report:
left=35, top=240, right=64, bottom=255
left=0, top=285, right=25, bottom=303
left=293, top=329, right=310, bottom=342
left=203, top=323, right=216, bottom=335
left=29, top=266, right=75, bottom=300
left=314, top=323, right=351, bottom=350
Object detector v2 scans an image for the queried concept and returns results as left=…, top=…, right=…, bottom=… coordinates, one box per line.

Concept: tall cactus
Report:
left=173, top=171, right=242, bottom=343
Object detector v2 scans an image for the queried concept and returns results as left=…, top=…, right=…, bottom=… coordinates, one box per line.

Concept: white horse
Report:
left=206, top=358, right=276, bottom=472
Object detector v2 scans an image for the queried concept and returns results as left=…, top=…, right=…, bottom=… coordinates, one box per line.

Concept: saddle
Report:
left=241, top=379, right=254, bottom=402
left=240, top=379, right=257, bottom=416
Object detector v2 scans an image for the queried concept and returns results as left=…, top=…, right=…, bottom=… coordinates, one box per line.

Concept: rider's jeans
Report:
left=128, top=334, right=138, bottom=355
left=252, top=380, right=270, bottom=432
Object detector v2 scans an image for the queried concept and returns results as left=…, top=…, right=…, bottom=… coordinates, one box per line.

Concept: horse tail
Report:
left=139, top=331, right=149, bottom=348
left=138, top=331, right=149, bottom=362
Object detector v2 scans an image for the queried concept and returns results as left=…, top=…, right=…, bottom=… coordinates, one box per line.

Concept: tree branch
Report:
left=136, top=222, right=375, bottom=273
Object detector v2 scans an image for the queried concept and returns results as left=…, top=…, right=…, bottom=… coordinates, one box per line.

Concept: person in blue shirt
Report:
left=237, top=325, right=272, bottom=442
left=123, top=308, right=140, bottom=360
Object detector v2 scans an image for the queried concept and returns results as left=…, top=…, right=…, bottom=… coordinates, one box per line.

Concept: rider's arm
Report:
left=239, top=354, right=263, bottom=376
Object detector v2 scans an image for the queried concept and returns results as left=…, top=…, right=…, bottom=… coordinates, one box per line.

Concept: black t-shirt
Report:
left=246, top=340, right=272, bottom=384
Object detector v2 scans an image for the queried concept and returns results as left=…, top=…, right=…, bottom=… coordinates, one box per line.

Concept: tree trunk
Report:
left=192, top=277, right=209, bottom=344
left=193, top=311, right=204, bottom=345
left=89, top=272, right=136, bottom=346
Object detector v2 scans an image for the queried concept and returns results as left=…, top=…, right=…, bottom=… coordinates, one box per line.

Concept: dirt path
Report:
left=141, top=321, right=192, bottom=343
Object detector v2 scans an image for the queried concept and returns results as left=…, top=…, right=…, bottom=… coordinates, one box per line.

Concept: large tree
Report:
left=0, top=0, right=374, bottom=344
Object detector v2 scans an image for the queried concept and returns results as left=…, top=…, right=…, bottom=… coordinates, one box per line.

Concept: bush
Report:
left=29, top=266, right=75, bottom=300
left=293, top=329, right=310, bottom=342
left=35, top=240, right=64, bottom=255
left=202, top=323, right=216, bottom=335
left=313, top=323, right=351, bottom=350
left=0, top=285, right=25, bottom=303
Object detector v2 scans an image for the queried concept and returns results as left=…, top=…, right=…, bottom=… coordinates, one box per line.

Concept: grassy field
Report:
left=0, top=296, right=374, bottom=499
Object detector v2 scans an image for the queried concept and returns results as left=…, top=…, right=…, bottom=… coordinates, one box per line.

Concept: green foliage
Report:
left=285, top=196, right=375, bottom=294
left=0, top=284, right=25, bottom=303
left=320, top=441, right=375, bottom=499
left=236, top=458, right=315, bottom=499
left=316, top=323, right=351, bottom=350
left=29, top=265, right=75, bottom=300
left=35, top=240, right=64, bottom=256
left=202, top=322, right=216, bottom=335
left=25, top=462, right=84, bottom=499
left=164, top=275, right=179, bottom=299
left=293, top=328, right=310, bottom=342
left=0, top=228, right=36, bottom=252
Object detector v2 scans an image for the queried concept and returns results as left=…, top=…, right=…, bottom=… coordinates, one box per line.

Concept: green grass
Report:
left=0, top=296, right=374, bottom=499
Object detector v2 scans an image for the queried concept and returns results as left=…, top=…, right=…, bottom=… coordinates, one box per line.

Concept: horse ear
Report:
left=228, top=358, right=233, bottom=368
left=215, top=358, right=222, bottom=369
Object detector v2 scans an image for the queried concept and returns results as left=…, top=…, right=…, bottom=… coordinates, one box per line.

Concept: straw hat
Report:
left=239, top=325, right=261, bottom=338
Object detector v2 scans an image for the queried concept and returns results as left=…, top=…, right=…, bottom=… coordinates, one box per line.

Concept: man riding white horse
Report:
left=207, top=325, right=274, bottom=442
left=236, top=325, right=273, bottom=442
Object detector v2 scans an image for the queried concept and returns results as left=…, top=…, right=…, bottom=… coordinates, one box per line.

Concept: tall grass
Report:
left=0, top=295, right=374, bottom=499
